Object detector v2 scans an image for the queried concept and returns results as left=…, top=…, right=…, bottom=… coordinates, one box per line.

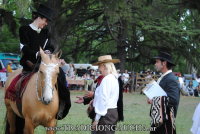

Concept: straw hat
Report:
left=93, top=55, right=120, bottom=65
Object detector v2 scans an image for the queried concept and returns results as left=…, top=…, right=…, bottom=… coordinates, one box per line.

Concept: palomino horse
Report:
left=4, top=48, right=60, bottom=134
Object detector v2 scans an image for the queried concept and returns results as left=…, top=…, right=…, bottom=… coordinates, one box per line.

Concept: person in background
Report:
left=76, top=66, right=87, bottom=77
left=90, top=69, right=96, bottom=76
left=178, top=73, right=188, bottom=96
left=178, top=74, right=184, bottom=88
left=6, top=61, right=13, bottom=76
left=122, top=70, right=130, bottom=93
left=128, top=71, right=136, bottom=93
left=60, top=59, right=70, bottom=77
left=122, top=70, right=129, bottom=84
left=187, top=79, right=195, bottom=96
left=68, top=63, right=75, bottom=78
left=84, top=73, right=94, bottom=91
left=0, top=68, right=7, bottom=87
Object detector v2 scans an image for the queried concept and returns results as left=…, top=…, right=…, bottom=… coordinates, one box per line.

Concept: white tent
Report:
left=73, top=64, right=98, bottom=70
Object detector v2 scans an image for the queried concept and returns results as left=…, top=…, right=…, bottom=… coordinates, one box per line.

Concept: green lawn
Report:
left=0, top=88, right=199, bottom=134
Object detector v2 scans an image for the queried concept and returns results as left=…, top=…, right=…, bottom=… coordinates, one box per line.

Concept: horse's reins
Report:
left=35, top=61, right=59, bottom=101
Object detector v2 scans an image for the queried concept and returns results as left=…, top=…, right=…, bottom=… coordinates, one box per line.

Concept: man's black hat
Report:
left=33, top=4, right=54, bottom=21
left=153, top=51, right=175, bottom=66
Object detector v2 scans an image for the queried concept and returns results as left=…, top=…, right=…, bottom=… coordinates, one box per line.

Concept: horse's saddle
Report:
left=5, top=72, right=34, bottom=116
left=5, top=72, right=34, bottom=102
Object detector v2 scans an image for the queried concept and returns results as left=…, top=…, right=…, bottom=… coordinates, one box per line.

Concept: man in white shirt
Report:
left=122, top=70, right=129, bottom=83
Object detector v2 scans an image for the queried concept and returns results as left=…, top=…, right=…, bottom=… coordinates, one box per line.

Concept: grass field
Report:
left=0, top=88, right=199, bottom=134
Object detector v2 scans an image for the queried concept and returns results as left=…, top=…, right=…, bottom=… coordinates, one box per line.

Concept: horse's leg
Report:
left=7, top=109, right=16, bottom=134
left=5, top=100, right=16, bottom=134
left=46, top=119, right=57, bottom=134
left=24, top=117, right=34, bottom=134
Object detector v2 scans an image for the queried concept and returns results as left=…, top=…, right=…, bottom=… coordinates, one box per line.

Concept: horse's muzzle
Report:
left=42, top=97, right=52, bottom=105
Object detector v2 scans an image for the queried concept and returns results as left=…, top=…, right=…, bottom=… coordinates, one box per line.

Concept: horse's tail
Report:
left=4, top=112, right=25, bottom=134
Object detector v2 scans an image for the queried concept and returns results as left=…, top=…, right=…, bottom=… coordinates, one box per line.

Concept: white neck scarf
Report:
left=29, top=23, right=41, bottom=33
left=157, top=70, right=172, bottom=84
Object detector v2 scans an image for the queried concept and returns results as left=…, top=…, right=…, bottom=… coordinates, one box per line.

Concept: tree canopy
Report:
left=1, top=0, right=200, bottom=73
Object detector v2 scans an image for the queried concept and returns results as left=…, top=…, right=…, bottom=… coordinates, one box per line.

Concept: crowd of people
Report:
left=59, top=60, right=132, bottom=92
left=59, top=58, right=200, bottom=99
left=178, top=74, right=200, bottom=97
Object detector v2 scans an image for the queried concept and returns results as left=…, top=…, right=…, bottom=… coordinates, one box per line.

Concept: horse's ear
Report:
left=55, top=50, right=62, bottom=59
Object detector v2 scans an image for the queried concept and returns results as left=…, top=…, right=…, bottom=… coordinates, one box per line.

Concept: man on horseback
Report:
left=19, top=4, right=71, bottom=120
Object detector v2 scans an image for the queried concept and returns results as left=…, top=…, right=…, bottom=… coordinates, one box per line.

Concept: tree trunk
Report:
left=117, top=42, right=126, bottom=72
left=47, top=0, right=64, bottom=51
left=116, top=18, right=128, bottom=72
left=3, top=0, right=7, bottom=4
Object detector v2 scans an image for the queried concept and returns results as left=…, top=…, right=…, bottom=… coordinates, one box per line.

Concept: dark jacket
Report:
left=159, top=72, right=180, bottom=117
left=19, top=25, right=54, bottom=71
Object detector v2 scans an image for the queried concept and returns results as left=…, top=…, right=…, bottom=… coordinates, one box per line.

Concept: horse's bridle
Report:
left=36, top=62, right=59, bottom=102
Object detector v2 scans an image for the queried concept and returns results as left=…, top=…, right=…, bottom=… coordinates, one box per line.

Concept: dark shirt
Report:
left=19, top=25, right=54, bottom=71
